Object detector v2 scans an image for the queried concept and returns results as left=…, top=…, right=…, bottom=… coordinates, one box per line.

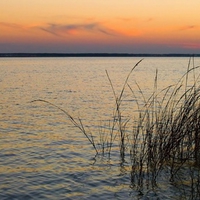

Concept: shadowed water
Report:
left=0, top=57, right=199, bottom=199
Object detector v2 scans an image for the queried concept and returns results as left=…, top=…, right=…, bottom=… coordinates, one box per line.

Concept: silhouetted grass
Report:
left=32, top=57, right=200, bottom=198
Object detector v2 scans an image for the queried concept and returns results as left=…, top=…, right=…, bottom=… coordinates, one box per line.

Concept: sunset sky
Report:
left=1, top=0, right=200, bottom=53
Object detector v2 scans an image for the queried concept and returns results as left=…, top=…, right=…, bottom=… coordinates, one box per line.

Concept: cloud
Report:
left=181, top=42, right=200, bottom=49
left=39, top=22, right=118, bottom=37
left=0, top=22, right=23, bottom=29
left=0, top=21, right=119, bottom=37
left=0, top=22, right=34, bottom=32
left=0, top=22, right=119, bottom=36
left=179, top=25, right=198, bottom=31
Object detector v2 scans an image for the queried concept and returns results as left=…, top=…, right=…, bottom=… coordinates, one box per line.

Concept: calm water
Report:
left=0, top=57, right=200, bottom=199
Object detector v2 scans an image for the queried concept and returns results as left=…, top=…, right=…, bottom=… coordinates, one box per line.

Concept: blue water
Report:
left=0, top=57, right=200, bottom=199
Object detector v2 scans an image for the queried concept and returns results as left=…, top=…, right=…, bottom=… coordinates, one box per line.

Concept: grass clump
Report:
left=33, top=57, right=200, bottom=198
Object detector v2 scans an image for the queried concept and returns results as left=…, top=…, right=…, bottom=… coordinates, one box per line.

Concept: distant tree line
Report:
left=0, top=53, right=199, bottom=57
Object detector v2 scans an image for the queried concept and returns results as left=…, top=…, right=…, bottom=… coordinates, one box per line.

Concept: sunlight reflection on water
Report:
left=0, top=57, right=200, bottom=199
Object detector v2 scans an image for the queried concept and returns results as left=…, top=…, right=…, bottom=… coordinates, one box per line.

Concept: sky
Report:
left=1, top=0, right=200, bottom=53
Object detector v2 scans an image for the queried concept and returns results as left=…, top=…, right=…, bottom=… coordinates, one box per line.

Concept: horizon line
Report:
left=0, top=53, right=200, bottom=57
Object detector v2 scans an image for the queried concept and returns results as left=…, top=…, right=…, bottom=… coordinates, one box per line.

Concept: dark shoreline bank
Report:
left=0, top=53, right=200, bottom=57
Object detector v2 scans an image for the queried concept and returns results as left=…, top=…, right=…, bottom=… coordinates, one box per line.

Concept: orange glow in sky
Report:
left=1, top=0, right=200, bottom=53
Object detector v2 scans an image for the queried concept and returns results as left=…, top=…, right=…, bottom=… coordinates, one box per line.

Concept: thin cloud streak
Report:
left=39, top=22, right=118, bottom=37
left=0, top=22, right=23, bottom=29
left=179, top=25, right=198, bottom=31
left=0, top=21, right=119, bottom=37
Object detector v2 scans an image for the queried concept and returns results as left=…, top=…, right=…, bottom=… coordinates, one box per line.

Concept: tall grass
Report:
left=126, top=58, right=200, bottom=193
left=32, top=57, right=200, bottom=198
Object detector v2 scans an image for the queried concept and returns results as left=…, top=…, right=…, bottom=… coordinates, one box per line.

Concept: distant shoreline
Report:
left=0, top=53, right=200, bottom=57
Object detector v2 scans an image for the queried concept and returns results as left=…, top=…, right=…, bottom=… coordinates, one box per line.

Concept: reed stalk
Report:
left=32, top=57, right=200, bottom=197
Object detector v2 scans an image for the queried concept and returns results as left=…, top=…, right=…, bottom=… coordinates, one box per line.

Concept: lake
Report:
left=0, top=57, right=200, bottom=199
